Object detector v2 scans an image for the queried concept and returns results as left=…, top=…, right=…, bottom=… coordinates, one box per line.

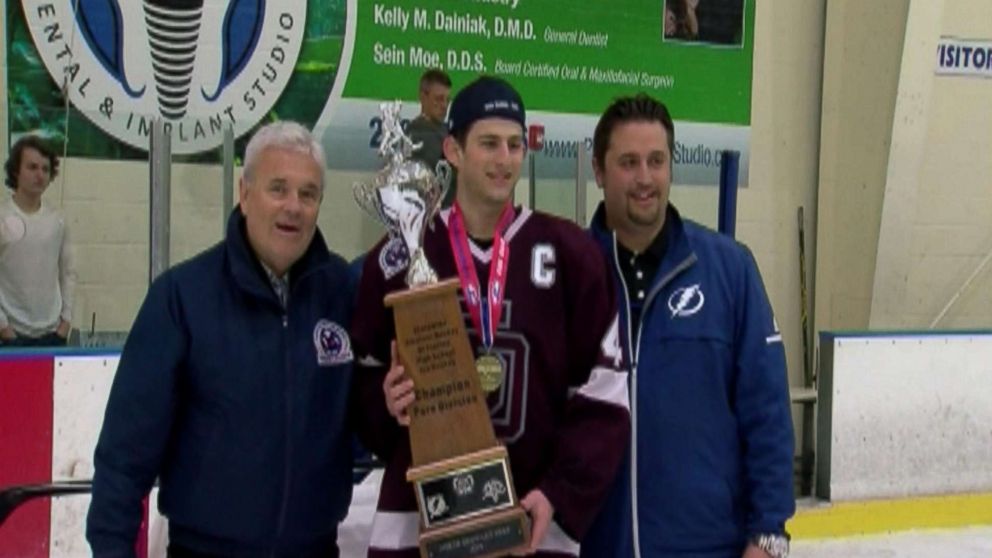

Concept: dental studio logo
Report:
left=23, top=0, right=306, bottom=154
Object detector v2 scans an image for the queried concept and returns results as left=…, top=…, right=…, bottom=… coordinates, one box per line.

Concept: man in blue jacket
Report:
left=87, top=122, right=356, bottom=558
left=582, top=94, right=795, bottom=558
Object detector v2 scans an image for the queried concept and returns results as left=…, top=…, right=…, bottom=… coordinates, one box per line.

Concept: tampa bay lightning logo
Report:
left=379, top=236, right=410, bottom=280
left=667, top=284, right=705, bottom=318
left=313, top=319, right=353, bottom=367
left=23, top=0, right=307, bottom=153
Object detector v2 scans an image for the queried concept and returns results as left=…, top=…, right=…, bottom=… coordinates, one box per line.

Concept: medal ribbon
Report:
left=447, top=202, right=514, bottom=352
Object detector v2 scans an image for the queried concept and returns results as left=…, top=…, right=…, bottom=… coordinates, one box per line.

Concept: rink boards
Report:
left=0, top=353, right=166, bottom=558
left=3, top=333, right=992, bottom=555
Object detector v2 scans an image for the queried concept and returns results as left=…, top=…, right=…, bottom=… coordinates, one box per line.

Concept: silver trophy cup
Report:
left=354, top=101, right=451, bottom=287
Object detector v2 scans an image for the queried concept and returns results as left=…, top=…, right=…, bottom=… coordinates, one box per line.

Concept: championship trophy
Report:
left=354, top=102, right=530, bottom=558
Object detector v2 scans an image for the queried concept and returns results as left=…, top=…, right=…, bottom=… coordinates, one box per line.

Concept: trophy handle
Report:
left=434, top=160, right=453, bottom=213
left=353, top=181, right=392, bottom=228
left=352, top=183, right=374, bottom=217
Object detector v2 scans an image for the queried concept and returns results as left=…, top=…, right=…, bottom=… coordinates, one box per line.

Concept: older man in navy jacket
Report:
left=87, top=122, right=356, bottom=558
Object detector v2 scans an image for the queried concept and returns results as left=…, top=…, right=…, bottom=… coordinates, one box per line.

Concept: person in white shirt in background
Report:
left=0, top=135, right=76, bottom=347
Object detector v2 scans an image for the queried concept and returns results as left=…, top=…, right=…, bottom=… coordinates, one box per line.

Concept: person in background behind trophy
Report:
left=352, top=76, right=631, bottom=557
left=407, top=68, right=454, bottom=207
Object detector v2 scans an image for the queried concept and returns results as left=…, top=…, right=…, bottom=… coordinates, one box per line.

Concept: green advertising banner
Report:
left=6, top=0, right=754, bottom=183
left=344, top=0, right=753, bottom=122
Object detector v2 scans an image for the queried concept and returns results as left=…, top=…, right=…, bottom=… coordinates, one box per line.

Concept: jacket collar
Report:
left=591, top=202, right=694, bottom=279
left=225, top=207, right=332, bottom=304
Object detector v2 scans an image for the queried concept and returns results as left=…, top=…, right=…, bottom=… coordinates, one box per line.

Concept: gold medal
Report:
left=476, top=354, right=504, bottom=392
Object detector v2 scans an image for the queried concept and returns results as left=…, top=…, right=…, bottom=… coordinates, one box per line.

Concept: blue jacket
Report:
left=87, top=210, right=356, bottom=557
left=583, top=204, right=794, bottom=558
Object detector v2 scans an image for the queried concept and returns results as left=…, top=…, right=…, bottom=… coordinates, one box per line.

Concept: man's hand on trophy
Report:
left=383, top=340, right=415, bottom=426
left=513, top=489, right=554, bottom=555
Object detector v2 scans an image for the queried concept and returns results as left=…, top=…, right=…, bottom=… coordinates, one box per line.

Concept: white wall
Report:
left=814, top=0, right=909, bottom=333
left=813, top=0, right=992, bottom=334
left=746, top=1, right=827, bottom=389
left=871, top=0, right=992, bottom=329
left=49, top=160, right=229, bottom=331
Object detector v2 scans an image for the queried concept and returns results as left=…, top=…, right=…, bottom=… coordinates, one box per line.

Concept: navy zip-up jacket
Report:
left=87, top=210, right=356, bottom=557
left=583, top=203, right=794, bottom=558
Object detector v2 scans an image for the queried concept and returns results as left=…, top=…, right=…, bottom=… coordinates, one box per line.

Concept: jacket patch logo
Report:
left=668, top=284, right=705, bottom=318
left=379, top=237, right=409, bottom=280
left=313, top=320, right=353, bottom=366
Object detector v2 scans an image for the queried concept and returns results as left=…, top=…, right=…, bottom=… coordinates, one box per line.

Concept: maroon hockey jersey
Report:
left=352, top=207, right=631, bottom=557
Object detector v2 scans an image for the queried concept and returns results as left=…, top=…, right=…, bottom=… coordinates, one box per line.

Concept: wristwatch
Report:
left=751, top=533, right=790, bottom=558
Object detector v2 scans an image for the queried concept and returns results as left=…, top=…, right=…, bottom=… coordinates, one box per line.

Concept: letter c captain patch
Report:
left=313, top=319, right=353, bottom=366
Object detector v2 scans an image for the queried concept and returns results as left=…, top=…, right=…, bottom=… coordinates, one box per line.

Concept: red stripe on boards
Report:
left=0, top=356, right=55, bottom=558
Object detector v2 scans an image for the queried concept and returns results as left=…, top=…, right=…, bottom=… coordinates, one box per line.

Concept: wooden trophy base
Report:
left=418, top=506, right=530, bottom=558
left=385, top=279, right=498, bottom=465
left=387, top=280, right=530, bottom=558
left=408, top=447, right=530, bottom=558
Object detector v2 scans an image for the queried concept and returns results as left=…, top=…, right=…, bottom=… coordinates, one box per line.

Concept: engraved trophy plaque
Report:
left=354, top=102, right=529, bottom=558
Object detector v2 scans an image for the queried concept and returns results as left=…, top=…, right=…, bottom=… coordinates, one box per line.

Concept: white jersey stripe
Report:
left=440, top=206, right=535, bottom=263
left=543, top=518, right=581, bottom=555
left=368, top=511, right=420, bottom=550
left=357, top=354, right=385, bottom=367
left=368, top=511, right=580, bottom=555
left=574, top=367, right=630, bottom=410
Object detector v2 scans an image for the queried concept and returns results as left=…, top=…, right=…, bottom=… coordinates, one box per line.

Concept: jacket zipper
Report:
left=270, top=264, right=330, bottom=555
left=610, top=233, right=696, bottom=558
left=273, top=309, right=291, bottom=554
left=609, top=235, right=642, bottom=558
